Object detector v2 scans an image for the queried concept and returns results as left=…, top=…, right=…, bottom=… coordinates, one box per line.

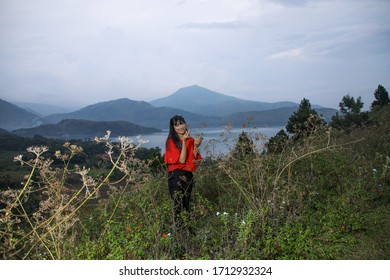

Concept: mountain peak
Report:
left=150, top=85, right=238, bottom=110
left=177, top=84, right=212, bottom=92
left=173, top=85, right=235, bottom=99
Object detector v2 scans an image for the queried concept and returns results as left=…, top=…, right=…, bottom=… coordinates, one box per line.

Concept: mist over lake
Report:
left=140, top=126, right=284, bottom=156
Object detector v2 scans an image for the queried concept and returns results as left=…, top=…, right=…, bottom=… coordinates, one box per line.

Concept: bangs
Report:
left=171, top=115, right=186, bottom=125
left=174, top=119, right=185, bottom=126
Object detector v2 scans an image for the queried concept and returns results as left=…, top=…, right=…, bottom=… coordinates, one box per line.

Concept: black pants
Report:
left=168, top=169, right=194, bottom=226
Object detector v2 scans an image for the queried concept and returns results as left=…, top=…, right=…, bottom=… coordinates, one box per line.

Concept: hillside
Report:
left=0, top=128, right=12, bottom=135
left=1, top=105, right=388, bottom=260
left=0, top=98, right=44, bottom=130
left=14, top=101, right=80, bottom=117
left=12, top=119, right=162, bottom=139
left=150, top=85, right=299, bottom=116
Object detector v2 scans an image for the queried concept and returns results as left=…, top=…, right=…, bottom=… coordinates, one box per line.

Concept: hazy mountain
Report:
left=150, top=85, right=299, bottom=116
left=2, top=85, right=338, bottom=134
left=43, top=98, right=212, bottom=129
left=150, top=85, right=238, bottom=110
left=13, top=119, right=161, bottom=139
left=41, top=86, right=337, bottom=129
left=13, top=102, right=80, bottom=117
left=0, top=98, right=44, bottom=131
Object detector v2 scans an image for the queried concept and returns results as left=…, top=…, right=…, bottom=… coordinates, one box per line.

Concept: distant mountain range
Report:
left=0, top=85, right=338, bottom=139
left=150, top=85, right=300, bottom=117
left=13, top=102, right=80, bottom=117
left=0, top=98, right=44, bottom=130
left=43, top=98, right=210, bottom=129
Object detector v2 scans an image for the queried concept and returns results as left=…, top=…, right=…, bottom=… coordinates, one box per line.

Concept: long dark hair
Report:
left=166, top=114, right=186, bottom=151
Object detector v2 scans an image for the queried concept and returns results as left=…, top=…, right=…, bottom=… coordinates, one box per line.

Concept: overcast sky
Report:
left=0, top=0, right=389, bottom=109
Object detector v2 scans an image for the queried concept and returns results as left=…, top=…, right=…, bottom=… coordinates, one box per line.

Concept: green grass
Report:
left=343, top=204, right=390, bottom=259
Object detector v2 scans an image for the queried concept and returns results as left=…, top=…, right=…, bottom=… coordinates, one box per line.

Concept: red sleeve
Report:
left=164, top=138, right=180, bottom=164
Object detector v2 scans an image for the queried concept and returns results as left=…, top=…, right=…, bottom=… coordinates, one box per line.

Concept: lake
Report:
left=139, top=126, right=284, bottom=156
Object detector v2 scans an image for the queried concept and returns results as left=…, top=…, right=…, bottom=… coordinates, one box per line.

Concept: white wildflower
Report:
left=26, top=146, right=49, bottom=156
left=13, top=154, right=24, bottom=165
left=136, top=135, right=149, bottom=145
left=76, top=166, right=90, bottom=177
left=118, top=136, right=134, bottom=150
left=54, top=150, right=62, bottom=159
left=95, top=130, right=111, bottom=143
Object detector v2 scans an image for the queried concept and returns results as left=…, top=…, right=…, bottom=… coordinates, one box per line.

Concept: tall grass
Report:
left=0, top=131, right=149, bottom=259
left=1, top=108, right=389, bottom=260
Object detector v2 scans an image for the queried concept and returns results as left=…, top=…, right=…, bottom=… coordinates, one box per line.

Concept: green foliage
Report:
left=330, top=94, right=369, bottom=130
left=286, top=98, right=326, bottom=139
left=73, top=180, right=174, bottom=259
left=264, top=129, right=289, bottom=154
left=339, top=94, right=364, bottom=115
left=371, top=84, right=390, bottom=109
left=231, top=131, right=256, bottom=159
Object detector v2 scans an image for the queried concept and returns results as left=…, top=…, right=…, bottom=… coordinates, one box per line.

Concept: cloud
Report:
left=266, top=0, right=310, bottom=7
left=268, top=48, right=304, bottom=59
left=0, top=0, right=389, bottom=110
left=180, top=21, right=248, bottom=30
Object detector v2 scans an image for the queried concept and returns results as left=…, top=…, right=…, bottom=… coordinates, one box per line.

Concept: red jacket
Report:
left=164, top=137, right=202, bottom=172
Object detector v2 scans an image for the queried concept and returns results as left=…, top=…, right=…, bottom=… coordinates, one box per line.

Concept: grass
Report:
left=343, top=204, right=390, bottom=259
left=0, top=107, right=389, bottom=260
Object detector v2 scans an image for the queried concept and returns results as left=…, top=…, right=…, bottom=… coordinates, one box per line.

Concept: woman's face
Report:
left=173, top=121, right=187, bottom=135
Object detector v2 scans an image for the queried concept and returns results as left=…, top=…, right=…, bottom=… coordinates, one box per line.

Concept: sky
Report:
left=0, top=0, right=389, bottom=110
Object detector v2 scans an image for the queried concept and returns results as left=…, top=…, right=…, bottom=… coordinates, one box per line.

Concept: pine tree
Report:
left=286, top=98, right=325, bottom=139
left=232, top=131, right=255, bottom=158
left=371, top=84, right=390, bottom=108
left=330, top=94, right=369, bottom=130
left=265, top=129, right=289, bottom=154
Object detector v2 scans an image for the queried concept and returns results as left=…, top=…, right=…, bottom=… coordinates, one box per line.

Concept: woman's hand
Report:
left=193, top=134, right=203, bottom=159
left=194, top=135, right=202, bottom=147
left=182, top=130, right=190, bottom=142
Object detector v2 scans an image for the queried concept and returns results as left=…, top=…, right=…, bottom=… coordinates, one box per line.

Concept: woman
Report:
left=164, top=115, right=202, bottom=230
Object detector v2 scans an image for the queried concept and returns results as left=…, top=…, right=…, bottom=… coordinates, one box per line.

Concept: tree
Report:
left=264, top=129, right=289, bottom=154
left=371, top=84, right=390, bottom=108
left=330, top=94, right=369, bottom=130
left=339, top=94, right=364, bottom=115
left=232, top=131, right=255, bottom=159
left=286, top=98, right=325, bottom=139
